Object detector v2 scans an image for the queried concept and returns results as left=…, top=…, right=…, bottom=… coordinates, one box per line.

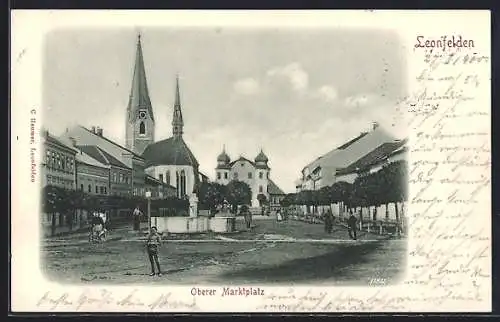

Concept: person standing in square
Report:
left=133, top=206, right=142, bottom=231
left=146, top=226, right=162, bottom=276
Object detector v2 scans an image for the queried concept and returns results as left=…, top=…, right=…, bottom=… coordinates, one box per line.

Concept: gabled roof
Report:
left=77, top=145, right=131, bottom=170
left=337, top=132, right=369, bottom=150
left=229, top=156, right=255, bottom=167
left=229, top=156, right=270, bottom=170
left=79, top=125, right=143, bottom=159
left=44, top=133, right=77, bottom=154
left=75, top=151, right=110, bottom=169
left=336, top=139, right=408, bottom=175
left=268, top=179, right=285, bottom=195
left=303, top=125, right=396, bottom=172
left=141, top=137, right=199, bottom=168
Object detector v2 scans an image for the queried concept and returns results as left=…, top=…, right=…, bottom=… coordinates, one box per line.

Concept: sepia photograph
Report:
left=40, top=27, right=408, bottom=286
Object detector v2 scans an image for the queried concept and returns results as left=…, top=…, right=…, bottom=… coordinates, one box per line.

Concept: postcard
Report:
left=10, top=10, right=491, bottom=312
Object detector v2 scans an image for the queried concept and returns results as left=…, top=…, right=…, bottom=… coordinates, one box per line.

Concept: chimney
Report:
left=91, top=126, right=96, bottom=133
left=372, top=122, right=379, bottom=130
left=96, top=127, right=103, bottom=136
left=69, top=136, right=77, bottom=147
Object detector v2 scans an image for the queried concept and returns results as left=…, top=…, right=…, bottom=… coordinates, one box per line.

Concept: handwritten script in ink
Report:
left=255, top=51, right=491, bottom=312
left=36, top=289, right=199, bottom=311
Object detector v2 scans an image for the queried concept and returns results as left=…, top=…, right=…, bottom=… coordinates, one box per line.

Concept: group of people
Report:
left=89, top=211, right=108, bottom=242
left=321, top=209, right=358, bottom=240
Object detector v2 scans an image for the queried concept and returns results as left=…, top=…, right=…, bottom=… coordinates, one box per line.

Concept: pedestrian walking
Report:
left=146, top=226, right=162, bottom=276
left=324, top=209, right=333, bottom=234
left=347, top=211, right=358, bottom=240
left=133, top=206, right=142, bottom=231
left=276, top=210, right=283, bottom=222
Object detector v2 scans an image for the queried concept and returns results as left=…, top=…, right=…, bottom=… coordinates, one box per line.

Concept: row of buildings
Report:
left=296, top=122, right=408, bottom=192
left=42, top=34, right=285, bottom=212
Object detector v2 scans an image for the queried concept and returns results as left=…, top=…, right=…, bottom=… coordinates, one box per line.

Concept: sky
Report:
left=43, top=28, right=407, bottom=193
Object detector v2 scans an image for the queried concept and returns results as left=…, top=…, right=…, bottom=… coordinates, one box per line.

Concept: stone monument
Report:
left=189, top=194, right=199, bottom=217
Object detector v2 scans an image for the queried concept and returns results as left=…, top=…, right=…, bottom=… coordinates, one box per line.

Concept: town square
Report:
left=40, top=29, right=408, bottom=285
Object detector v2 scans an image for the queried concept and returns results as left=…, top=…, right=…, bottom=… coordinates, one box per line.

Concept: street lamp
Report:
left=145, top=190, right=152, bottom=234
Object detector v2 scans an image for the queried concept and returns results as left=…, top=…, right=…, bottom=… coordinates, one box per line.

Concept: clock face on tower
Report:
left=139, top=111, right=147, bottom=119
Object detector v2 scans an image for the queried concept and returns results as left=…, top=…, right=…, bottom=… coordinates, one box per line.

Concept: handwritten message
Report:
left=36, top=289, right=200, bottom=312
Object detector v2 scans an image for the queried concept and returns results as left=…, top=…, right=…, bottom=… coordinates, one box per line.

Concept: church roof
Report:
left=217, top=150, right=230, bottom=163
left=127, top=34, right=155, bottom=123
left=268, top=179, right=285, bottom=195
left=255, top=149, right=269, bottom=163
left=141, top=137, right=199, bottom=168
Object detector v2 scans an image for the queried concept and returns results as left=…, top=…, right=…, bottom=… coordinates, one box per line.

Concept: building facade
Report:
left=335, top=139, right=408, bottom=184
left=145, top=175, right=177, bottom=199
left=214, top=148, right=285, bottom=208
left=75, top=153, right=110, bottom=196
left=75, top=145, right=132, bottom=196
left=41, top=131, right=77, bottom=190
left=62, top=126, right=144, bottom=196
left=296, top=122, right=397, bottom=192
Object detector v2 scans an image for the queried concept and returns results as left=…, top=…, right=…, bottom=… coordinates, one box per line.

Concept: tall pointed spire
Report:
left=172, top=74, right=184, bottom=139
left=127, top=33, right=154, bottom=123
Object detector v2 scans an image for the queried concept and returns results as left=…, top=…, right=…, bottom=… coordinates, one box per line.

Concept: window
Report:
left=120, top=173, right=124, bottom=183
left=113, top=172, right=117, bottom=183
left=233, top=172, right=238, bottom=180
left=95, top=186, right=99, bottom=193
left=176, top=172, right=180, bottom=197
left=80, top=184, right=83, bottom=191
left=104, top=187, right=107, bottom=194
left=159, top=174, right=164, bottom=182
left=241, top=163, right=244, bottom=167
left=259, top=185, right=263, bottom=193
left=259, top=172, right=263, bottom=179
left=100, top=186, right=104, bottom=194
left=248, top=172, right=252, bottom=179
left=267, top=172, right=269, bottom=179
left=180, top=170, right=186, bottom=197
left=165, top=171, right=170, bottom=185
left=224, top=172, right=228, bottom=179
left=139, top=121, right=146, bottom=135
left=88, top=184, right=91, bottom=193
left=217, top=172, right=221, bottom=180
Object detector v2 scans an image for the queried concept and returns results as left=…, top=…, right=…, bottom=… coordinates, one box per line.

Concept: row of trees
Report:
left=280, top=160, right=408, bottom=222
left=42, top=185, right=189, bottom=235
left=197, top=180, right=256, bottom=214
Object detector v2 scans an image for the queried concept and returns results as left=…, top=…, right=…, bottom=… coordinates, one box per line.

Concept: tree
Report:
left=225, top=180, right=252, bottom=213
left=381, top=160, right=408, bottom=236
left=333, top=181, right=353, bottom=215
left=197, top=182, right=225, bottom=213
left=42, top=185, right=65, bottom=236
left=257, top=193, right=268, bottom=215
left=280, top=193, right=297, bottom=208
left=296, top=190, right=314, bottom=213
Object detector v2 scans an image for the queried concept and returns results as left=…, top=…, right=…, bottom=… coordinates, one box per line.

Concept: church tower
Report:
left=172, top=75, right=184, bottom=139
left=125, top=34, right=155, bottom=155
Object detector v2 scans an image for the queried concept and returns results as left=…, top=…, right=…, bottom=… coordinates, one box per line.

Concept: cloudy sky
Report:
left=43, top=28, right=407, bottom=193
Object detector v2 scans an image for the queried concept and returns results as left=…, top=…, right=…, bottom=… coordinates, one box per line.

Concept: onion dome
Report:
left=254, top=149, right=268, bottom=163
left=217, top=146, right=230, bottom=164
